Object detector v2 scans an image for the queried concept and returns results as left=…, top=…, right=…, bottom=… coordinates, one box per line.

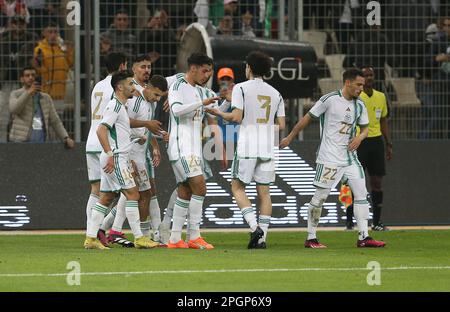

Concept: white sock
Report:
left=354, top=201, right=370, bottom=240
left=307, top=202, right=322, bottom=240
left=87, top=203, right=108, bottom=238
left=100, top=206, right=116, bottom=231
left=258, top=215, right=271, bottom=243
left=185, top=209, right=191, bottom=242
left=162, top=189, right=177, bottom=227
left=125, top=200, right=143, bottom=239
left=149, top=196, right=162, bottom=235
left=111, top=194, right=126, bottom=233
left=241, top=207, right=258, bottom=232
left=169, top=197, right=189, bottom=243
left=188, top=195, right=204, bottom=241
left=140, top=217, right=151, bottom=238
left=85, top=193, right=99, bottom=230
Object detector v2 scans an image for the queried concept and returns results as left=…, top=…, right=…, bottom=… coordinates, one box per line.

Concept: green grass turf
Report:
left=0, top=230, right=449, bottom=292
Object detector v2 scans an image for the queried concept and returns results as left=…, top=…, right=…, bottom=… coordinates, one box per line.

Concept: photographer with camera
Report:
left=8, top=66, right=74, bottom=148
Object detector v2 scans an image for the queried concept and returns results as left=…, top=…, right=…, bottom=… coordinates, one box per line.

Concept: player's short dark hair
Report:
left=343, top=68, right=364, bottom=83
left=149, top=75, right=168, bottom=92
left=187, top=52, right=213, bottom=67
left=133, top=54, right=152, bottom=64
left=245, top=51, right=273, bottom=77
left=21, top=66, right=36, bottom=76
left=44, top=21, right=58, bottom=29
left=105, top=52, right=128, bottom=73
left=111, top=70, right=133, bottom=91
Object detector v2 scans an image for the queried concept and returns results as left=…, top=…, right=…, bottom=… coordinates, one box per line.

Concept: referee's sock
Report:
left=371, top=191, right=383, bottom=225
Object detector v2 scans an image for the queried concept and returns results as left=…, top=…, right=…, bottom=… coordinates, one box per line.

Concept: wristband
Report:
left=106, top=151, right=113, bottom=157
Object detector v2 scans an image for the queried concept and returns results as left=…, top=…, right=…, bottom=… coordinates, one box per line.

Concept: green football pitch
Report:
left=0, top=230, right=449, bottom=292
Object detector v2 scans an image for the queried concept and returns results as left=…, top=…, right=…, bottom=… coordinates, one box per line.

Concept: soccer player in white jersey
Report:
left=126, top=56, right=168, bottom=243
left=84, top=71, right=158, bottom=250
left=280, top=68, right=386, bottom=248
left=84, top=52, right=127, bottom=236
left=158, top=72, right=221, bottom=244
left=166, top=53, right=219, bottom=249
left=207, top=51, right=286, bottom=249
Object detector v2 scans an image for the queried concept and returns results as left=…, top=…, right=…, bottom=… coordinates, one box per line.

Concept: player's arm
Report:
left=380, top=117, right=392, bottom=160
left=279, top=113, right=312, bottom=148
left=380, top=95, right=392, bottom=160
left=129, top=118, right=162, bottom=135
left=349, top=102, right=370, bottom=151
left=276, top=116, right=286, bottom=131
left=97, top=124, right=114, bottom=174
left=348, top=125, right=368, bottom=151
left=150, top=136, right=161, bottom=167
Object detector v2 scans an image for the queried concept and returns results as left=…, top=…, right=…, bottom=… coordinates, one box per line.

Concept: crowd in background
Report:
left=0, top=0, right=449, bottom=142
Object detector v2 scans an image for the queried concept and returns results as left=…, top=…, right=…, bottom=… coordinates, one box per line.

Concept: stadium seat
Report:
left=390, top=78, right=421, bottom=108
left=390, top=78, right=422, bottom=138
left=325, top=54, right=346, bottom=80
left=303, top=31, right=327, bottom=61
left=318, top=78, right=342, bottom=96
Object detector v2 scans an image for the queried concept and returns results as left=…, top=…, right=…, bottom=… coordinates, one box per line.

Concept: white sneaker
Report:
left=158, top=223, right=170, bottom=245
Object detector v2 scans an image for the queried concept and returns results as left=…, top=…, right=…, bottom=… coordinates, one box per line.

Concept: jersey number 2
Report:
left=92, top=92, right=103, bottom=120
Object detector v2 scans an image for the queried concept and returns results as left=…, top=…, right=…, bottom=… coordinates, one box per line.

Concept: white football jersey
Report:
left=231, top=78, right=285, bottom=159
left=86, top=75, right=114, bottom=152
left=308, top=90, right=369, bottom=166
left=167, top=77, right=204, bottom=161
left=100, top=97, right=133, bottom=154
left=166, top=73, right=186, bottom=88
left=127, top=80, right=156, bottom=155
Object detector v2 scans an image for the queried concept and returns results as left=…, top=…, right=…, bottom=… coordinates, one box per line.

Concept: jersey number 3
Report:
left=256, top=95, right=271, bottom=124
left=92, top=92, right=103, bottom=120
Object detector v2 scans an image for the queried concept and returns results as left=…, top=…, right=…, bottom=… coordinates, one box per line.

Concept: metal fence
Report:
left=0, top=0, right=449, bottom=143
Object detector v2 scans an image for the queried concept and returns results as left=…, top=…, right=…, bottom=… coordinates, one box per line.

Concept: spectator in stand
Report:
left=99, top=35, right=112, bottom=79
left=33, top=21, right=74, bottom=118
left=26, top=0, right=59, bottom=37
left=139, top=10, right=177, bottom=77
left=426, top=15, right=450, bottom=138
left=100, top=10, right=137, bottom=61
left=9, top=66, right=75, bottom=147
left=0, top=15, right=39, bottom=141
left=1, top=0, right=30, bottom=24
left=346, top=24, right=394, bottom=90
left=146, top=0, right=196, bottom=29
left=217, top=14, right=233, bottom=36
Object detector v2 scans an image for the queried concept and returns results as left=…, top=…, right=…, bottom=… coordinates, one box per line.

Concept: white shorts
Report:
left=129, top=150, right=153, bottom=192
left=100, top=153, right=136, bottom=192
left=313, top=162, right=365, bottom=189
left=231, top=157, right=275, bottom=185
left=202, top=157, right=213, bottom=181
left=171, top=155, right=203, bottom=184
left=86, top=153, right=101, bottom=182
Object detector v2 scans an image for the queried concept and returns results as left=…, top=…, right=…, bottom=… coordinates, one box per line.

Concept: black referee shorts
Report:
left=356, top=136, right=386, bottom=176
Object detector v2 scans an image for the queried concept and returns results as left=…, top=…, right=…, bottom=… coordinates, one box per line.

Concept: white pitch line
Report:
left=1, top=266, right=450, bottom=278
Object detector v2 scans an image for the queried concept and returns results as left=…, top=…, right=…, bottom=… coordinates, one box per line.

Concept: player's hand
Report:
left=203, top=97, right=220, bottom=106
left=64, top=137, right=75, bottom=149
left=279, top=136, right=292, bottom=149
left=386, top=145, right=393, bottom=161
left=103, top=155, right=114, bottom=174
left=153, top=148, right=161, bottom=167
left=145, top=120, right=163, bottom=135
left=205, top=107, right=221, bottom=117
left=28, top=82, right=41, bottom=96
left=161, top=130, right=169, bottom=143
left=138, top=136, right=147, bottom=145
left=348, top=136, right=362, bottom=151
left=163, top=99, right=170, bottom=112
